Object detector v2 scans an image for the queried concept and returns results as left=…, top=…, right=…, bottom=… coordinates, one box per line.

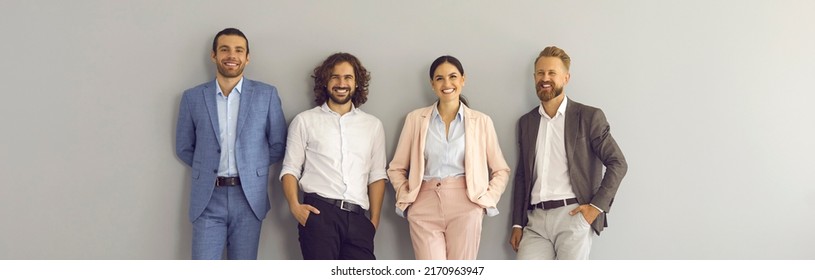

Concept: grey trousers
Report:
left=516, top=204, right=593, bottom=260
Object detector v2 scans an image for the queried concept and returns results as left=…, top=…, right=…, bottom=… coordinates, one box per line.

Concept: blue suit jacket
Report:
left=175, top=78, right=287, bottom=222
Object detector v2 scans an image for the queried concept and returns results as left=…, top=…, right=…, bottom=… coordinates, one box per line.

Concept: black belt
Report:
left=528, top=198, right=578, bottom=210
left=215, top=176, right=241, bottom=187
left=305, top=193, right=365, bottom=215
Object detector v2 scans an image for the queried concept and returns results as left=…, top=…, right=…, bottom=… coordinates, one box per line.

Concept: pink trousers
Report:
left=407, top=177, right=483, bottom=260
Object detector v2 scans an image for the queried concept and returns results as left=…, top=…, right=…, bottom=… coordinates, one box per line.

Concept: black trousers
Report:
left=298, top=194, right=376, bottom=260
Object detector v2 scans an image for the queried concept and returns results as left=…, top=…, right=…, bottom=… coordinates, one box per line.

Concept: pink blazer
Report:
left=387, top=103, right=510, bottom=213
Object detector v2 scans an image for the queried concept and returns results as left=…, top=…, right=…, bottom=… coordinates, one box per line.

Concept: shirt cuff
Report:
left=512, top=225, right=522, bottom=229
left=589, top=203, right=605, bottom=213
left=485, top=207, right=499, bottom=217
left=367, top=172, right=389, bottom=185
left=279, top=166, right=301, bottom=182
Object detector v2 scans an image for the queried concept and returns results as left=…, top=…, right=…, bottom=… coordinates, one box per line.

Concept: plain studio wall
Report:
left=1, top=0, right=813, bottom=259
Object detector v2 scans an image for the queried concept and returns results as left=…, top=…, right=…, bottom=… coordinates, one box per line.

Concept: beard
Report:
left=328, top=87, right=353, bottom=105
left=536, top=81, right=563, bottom=102
left=216, top=61, right=244, bottom=78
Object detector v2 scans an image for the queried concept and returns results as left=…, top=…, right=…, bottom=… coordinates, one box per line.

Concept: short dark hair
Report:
left=312, top=53, right=371, bottom=107
left=429, top=55, right=469, bottom=107
left=212, top=28, right=249, bottom=54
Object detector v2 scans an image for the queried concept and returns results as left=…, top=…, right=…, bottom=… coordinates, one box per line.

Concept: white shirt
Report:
left=531, top=97, right=577, bottom=204
left=423, top=103, right=465, bottom=180
left=280, top=103, right=388, bottom=210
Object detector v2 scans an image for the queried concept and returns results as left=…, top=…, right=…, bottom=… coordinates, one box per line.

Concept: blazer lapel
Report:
left=564, top=100, right=579, bottom=168
left=526, top=111, right=541, bottom=185
left=418, top=105, right=432, bottom=160
left=203, top=82, right=221, bottom=144
left=462, top=105, right=477, bottom=178
left=236, top=80, right=253, bottom=139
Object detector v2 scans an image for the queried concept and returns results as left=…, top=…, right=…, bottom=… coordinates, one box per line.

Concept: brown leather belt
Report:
left=528, top=198, right=578, bottom=210
left=215, top=176, right=241, bottom=187
left=304, top=193, right=365, bottom=215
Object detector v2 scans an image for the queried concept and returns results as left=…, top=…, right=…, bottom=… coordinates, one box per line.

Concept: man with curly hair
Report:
left=279, top=53, right=387, bottom=260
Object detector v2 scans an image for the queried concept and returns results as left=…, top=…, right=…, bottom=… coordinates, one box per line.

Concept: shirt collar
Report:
left=215, top=77, right=244, bottom=97
left=538, top=96, right=568, bottom=119
left=431, top=101, right=465, bottom=122
left=320, top=102, right=357, bottom=116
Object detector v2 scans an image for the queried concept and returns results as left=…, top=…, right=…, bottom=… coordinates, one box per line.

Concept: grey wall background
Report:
left=1, top=0, right=813, bottom=259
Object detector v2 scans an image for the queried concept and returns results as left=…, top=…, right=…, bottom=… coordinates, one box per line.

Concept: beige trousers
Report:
left=516, top=204, right=593, bottom=260
left=407, top=177, right=483, bottom=260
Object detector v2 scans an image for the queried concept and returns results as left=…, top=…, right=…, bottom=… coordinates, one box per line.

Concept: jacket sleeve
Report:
left=482, top=115, right=510, bottom=207
left=175, top=92, right=195, bottom=167
left=588, top=109, right=628, bottom=212
left=511, top=116, right=527, bottom=227
left=387, top=113, right=414, bottom=202
left=267, top=87, right=287, bottom=164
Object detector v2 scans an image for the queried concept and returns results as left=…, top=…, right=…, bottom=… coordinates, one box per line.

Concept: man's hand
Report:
left=290, top=203, right=320, bottom=227
left=569, top=204, right=600, bottom=225
left=509, top=227, right=523, bottom=252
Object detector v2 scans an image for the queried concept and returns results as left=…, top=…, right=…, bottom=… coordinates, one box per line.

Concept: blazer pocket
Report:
left=256, top=167, right=269, bottom=177
left=191, top=169, right=200, bottom=180
left=252, top=103, right=269, bottom=114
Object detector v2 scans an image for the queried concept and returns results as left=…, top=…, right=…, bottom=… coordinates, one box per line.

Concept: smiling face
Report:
left=211, top=34, right=249, bottom=79
left=326, top=61, right=356, bottom=106
left=534, top=56, right=570, bottom=102
left=431, top=62, right=465, bottom=104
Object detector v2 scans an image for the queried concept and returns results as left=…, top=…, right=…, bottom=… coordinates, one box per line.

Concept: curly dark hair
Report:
left=311, top=52, right=370, bottom=107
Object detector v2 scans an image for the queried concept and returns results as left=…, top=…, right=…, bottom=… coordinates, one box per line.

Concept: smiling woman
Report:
left=429, top=56, right=469, bottom=107
left=387, top=55, right=511, bottom=260
left=1, top=0, right=813, bottom=262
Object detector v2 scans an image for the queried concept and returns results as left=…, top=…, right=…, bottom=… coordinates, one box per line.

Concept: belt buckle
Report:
left=215, top=178, right=221, bottom=187
left=339, top=200, right=349, bottom=212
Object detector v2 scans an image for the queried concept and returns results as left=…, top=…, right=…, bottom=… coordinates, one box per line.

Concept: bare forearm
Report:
left=367, top=179, right=386, bottom=226
left=281, top=174, right=301, bottom=209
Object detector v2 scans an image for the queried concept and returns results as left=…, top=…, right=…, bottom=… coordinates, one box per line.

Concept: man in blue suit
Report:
left=175, top=28, right=287, bottom=259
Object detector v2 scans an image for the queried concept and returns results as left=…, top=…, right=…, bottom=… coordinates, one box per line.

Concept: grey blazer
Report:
left=510, top=99, right=627, bottom=235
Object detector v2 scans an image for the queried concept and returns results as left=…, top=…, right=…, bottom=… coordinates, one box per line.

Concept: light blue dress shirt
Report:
left=215, top=78, right=243, bottom=177
left=423, top=103, right=466, bottom=179
left=410, top=102, right=497, bottom=217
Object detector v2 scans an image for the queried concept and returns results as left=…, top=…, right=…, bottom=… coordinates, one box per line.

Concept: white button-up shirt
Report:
left=531, top=97, right=577, bottom=204
left=280, top=103, right=388, bottom=210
